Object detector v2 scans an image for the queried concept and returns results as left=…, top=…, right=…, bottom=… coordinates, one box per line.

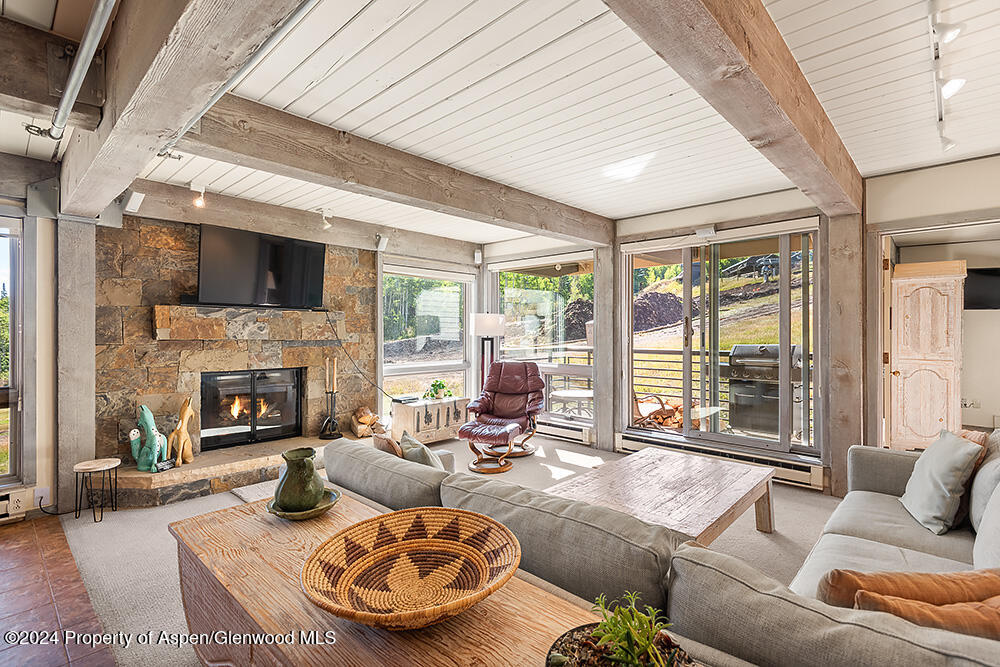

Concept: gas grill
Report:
left=722, top=344, right=802, bottom=437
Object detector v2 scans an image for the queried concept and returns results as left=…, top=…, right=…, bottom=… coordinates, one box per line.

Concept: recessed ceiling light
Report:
left=940, top=77, right=966, bottom=99
left=934, top=22, right=965, bottom=44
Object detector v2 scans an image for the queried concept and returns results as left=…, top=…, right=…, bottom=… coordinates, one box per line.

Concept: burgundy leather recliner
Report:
left=459, top=361, right=545, bottom=474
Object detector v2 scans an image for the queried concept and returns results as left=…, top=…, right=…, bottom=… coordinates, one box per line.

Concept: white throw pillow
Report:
left=900, top=430, right=983, bottom=535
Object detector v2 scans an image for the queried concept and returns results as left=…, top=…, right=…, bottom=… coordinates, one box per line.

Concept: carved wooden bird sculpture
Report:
left=168, top=397, right=195, bottom=467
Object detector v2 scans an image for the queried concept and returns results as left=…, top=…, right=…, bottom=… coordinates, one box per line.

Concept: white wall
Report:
left=867, top=155, right=1000, bottom=227
left=617, top=188, right=814, bottom=237
left=899, top=241, right=1000, bottom=428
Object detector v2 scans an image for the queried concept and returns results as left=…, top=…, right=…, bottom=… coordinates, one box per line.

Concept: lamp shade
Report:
left=473, top=313, right=506, bottom=337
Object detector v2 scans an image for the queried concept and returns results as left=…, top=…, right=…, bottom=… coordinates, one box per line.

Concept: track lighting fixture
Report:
left=321, top=209, right=333, bottom=230
left=190, top=183, right=206, bottom=208
left=933, top=21, right=965, bottom=44
left=939, top=77, right=966, bottom=100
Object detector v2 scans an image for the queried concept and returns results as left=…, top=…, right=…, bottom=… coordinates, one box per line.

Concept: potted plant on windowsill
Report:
left=422, top=379, right=454, bottom=401
left=547, top=592, right=696, bottom=666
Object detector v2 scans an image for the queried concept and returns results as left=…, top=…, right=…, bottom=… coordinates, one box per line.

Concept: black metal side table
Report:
left=73, top=457, right=121, bottom=522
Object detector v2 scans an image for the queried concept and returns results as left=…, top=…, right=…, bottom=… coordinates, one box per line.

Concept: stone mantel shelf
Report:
left=153, top=304, right=346, bottom=342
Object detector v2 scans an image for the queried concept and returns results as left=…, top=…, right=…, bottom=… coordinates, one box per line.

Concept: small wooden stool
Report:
left=73, top=458, right=121, bottom=522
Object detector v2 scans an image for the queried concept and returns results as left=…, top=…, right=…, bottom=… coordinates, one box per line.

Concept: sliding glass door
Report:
left=628, top=228, right=816, bottom=454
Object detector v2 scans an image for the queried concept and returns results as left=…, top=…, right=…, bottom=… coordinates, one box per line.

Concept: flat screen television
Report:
left=198, top=225, right=325, bottom=308
left=964, top=268, right=1000, bottom=310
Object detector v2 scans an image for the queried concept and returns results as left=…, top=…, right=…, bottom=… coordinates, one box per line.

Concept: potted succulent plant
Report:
left=422, top=378, right=454, bottom=400
left=547, top=592, right=695, bottom=666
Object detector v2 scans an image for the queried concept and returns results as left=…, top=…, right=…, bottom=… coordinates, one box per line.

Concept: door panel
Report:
left=889, top=261, right=965, bottom=450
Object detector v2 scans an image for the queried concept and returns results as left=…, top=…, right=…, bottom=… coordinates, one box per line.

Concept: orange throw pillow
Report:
left=957, top=429, right=989, bottom=448
left=855, top=591, right=1000, bottom=640
left=818, top=569, right=1000, bottom=608
left=372, top=433, right=403, bottom=458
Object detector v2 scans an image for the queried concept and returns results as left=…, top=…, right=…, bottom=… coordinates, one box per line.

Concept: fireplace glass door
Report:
left=201, top=368, right=302, bottom=450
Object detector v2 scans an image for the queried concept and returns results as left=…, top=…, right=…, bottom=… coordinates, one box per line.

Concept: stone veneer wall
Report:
left=95, top=215, right=377, bottom=461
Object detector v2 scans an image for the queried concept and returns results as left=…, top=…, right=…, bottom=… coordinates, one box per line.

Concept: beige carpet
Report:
left=63, top=438, right=839, bottom=666
left=61, top=493, right=242, bottom=667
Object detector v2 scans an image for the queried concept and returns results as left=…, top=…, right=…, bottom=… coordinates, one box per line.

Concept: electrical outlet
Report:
left=961, top=399, right=981, bottom=409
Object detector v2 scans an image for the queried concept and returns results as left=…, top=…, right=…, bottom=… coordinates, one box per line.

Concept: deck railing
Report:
left=502, top=343, right=813, bottom=439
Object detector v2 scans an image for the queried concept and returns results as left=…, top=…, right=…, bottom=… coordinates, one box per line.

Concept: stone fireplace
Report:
left=95, top=215, right=376, bottom=463
left=200, top=368, right=303, bottom=450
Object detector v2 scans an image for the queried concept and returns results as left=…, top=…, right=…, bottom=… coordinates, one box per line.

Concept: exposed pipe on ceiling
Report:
left=46, top=0, right=118, bottom=140
left=157, top=0, right=323, bottom=157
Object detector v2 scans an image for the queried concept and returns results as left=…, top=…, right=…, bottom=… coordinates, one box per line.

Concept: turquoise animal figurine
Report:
left=135, top=405, right=168, bottom=472
left=273, top=447, right=325, bottom=513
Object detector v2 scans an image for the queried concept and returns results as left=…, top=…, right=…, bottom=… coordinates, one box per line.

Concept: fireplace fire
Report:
left=201, top=368, right=303, bottom=450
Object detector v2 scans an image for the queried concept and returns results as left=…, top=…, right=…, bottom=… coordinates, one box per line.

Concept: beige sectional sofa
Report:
left=323, top=439, right=1000, bottom=666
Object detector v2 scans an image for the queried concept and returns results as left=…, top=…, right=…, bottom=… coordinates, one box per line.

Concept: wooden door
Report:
left=889, top=261, right=966, bottom=450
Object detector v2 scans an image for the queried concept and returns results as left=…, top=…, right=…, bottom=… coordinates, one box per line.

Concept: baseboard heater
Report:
left=537, top=420, right=592, bottom=445
left=617, top=433, right=825, bottom=491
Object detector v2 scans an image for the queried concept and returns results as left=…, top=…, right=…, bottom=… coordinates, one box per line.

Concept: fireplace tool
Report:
left=319, top=390, right=342, bottom=439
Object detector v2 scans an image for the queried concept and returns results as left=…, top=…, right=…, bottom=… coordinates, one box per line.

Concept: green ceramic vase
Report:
left=274, top=447, right=325, bottom=513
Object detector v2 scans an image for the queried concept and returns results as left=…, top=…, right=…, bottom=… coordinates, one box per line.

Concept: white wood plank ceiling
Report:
left=0, top=109, right=71, bottom=161
left=138, top=153, right=532, bottom=244
left=217, top=0, right=793, bottom=220
left=767, top=0, right=1000, bottom=176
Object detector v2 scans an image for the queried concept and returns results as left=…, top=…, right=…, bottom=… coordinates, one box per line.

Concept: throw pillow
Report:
left=399, top=431, right=446, bottom=471
left=372, top=432, right=403, bottom=458
left=954, top=431, right=989, bottom=526
left=854, top=591, right=1000, bottom=641
left=899, top=430, right=983, bottom=534
left=970, top=430, right=1000, bottom=532
left=818, top=569, right=1000, bottom=608
left=974, top=484, right=1000, bottom=569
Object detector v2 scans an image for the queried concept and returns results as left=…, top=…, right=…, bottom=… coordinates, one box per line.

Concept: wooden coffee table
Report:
left=546, top=447, right=775, bottom=545
left=169, top=495, right=596, bottom=666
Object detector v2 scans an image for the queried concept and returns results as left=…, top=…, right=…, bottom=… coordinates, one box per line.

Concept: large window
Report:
left=627, top=226, right=817, bottom=454
left=496, top=256, right=594, bottom=423
left=381, top=268, right=470, bottom=413
left=0, top=219, right=20, bottom=480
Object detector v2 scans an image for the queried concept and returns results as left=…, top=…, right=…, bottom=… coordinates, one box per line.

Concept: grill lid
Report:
left=728, top=344, right=802, bottom=368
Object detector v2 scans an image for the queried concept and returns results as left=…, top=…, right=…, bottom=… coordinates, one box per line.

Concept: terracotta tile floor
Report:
left=0, top=517, right=113, bottom=666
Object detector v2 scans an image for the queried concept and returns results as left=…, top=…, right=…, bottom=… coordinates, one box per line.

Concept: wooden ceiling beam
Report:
left=58, top=0, right=304, bottom=218
left=0, top=17, right=102, bottom=131
left=174, top=94, right=615, bottom=247
left=0, top=153, right=58, bottom=199
left=603, top=0, right=863, bottom=216
left=129, top=179, right=478, bottom=266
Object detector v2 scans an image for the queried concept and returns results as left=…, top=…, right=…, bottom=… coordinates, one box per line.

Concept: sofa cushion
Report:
left=322, top=437, right=448, bottom=510
left=668, top=543, right=1000, bottom=667
left=439, top=473, right=685, bottom=610
left=970, top=430, right=1000, bottom=532
left=399, top=431, right=446, bottom=470
left=855, top=591, right=1000, bottom=641
left=974, top=485, right=1000, bottom=569
left=900, top=430, right=983, bottom=535
left=790, top=534, right=972, bottom=600
left=824, top=491, right=975, bottom=563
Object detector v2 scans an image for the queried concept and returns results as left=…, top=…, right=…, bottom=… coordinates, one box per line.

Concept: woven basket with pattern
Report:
left=301, top=507, right=521, bottom=630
